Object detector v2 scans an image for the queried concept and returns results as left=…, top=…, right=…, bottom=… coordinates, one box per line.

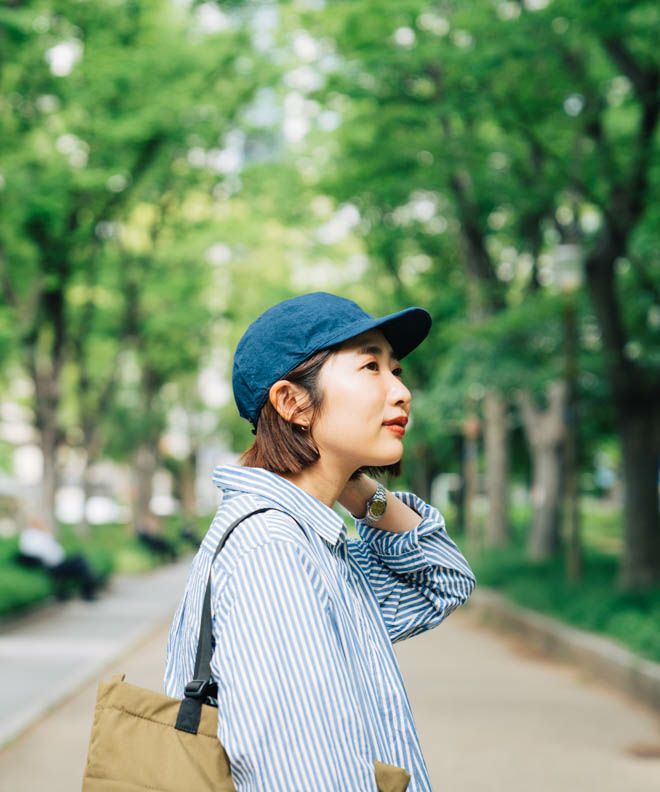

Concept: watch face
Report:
left=369, top=499, right=387, bottom=519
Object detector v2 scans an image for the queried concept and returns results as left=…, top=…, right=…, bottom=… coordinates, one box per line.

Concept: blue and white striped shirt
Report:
left=164, top=464, right=476, bottom=791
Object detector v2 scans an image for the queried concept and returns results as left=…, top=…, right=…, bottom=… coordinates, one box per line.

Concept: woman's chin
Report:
left=364, top=449, right=403, bottom=467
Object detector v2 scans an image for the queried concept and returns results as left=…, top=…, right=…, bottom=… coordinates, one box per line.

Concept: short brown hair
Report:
left=238, top=344, right=402, bottom=482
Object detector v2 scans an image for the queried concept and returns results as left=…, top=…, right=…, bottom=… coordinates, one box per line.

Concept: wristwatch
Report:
left=361, top=482, right=388, bottom=525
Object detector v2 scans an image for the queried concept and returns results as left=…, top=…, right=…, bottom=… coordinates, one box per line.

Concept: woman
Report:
left=164, top=291, right=477, bottom=791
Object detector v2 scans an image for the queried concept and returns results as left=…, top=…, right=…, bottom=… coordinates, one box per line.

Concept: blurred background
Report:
left=0, top=0, right=658, bottom=703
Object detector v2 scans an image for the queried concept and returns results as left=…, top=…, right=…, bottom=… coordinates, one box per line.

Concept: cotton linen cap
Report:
left=232, top=291, right=432, bottom=432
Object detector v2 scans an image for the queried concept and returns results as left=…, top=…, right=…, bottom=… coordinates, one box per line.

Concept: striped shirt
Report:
left=164, top=464, right=477, bottom=791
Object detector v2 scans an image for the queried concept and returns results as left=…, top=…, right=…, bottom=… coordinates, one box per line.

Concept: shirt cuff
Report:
left=354, top=490, right=442, bottom=573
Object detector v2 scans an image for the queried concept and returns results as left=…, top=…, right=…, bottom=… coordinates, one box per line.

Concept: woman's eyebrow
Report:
left=358, top=343, right=400, bottom=363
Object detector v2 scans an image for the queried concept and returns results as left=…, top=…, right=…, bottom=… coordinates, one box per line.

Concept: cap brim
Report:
left=373, top=306, right=432, bottom=360
left=319, top=306, right=432, bottom=361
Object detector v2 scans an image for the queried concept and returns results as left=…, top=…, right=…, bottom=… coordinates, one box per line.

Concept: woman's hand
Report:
left=337, top=474, right=423, bottom=534
left=337, top=473, right=378, bottom=519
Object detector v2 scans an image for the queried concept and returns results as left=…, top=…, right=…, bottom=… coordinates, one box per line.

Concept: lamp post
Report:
left=553, top=243, right=583, bottom=583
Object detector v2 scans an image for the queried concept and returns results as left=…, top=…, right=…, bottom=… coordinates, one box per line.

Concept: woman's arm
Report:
left=340, top=475, right=477, bottom=644
left=210, top=538, right=380, bottom=792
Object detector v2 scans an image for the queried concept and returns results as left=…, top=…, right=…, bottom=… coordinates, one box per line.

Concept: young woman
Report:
left=164, top=291, right=477, bottom=791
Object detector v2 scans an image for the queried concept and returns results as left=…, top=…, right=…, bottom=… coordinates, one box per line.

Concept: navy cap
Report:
left=232, top=291, right=432, bottom=433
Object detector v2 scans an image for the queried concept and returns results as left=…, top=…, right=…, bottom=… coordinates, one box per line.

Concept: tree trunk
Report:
left=39, top=421, right=58, bottom=536
left=516, top=383, right=567, bottom=561
left=31, top=343, right=64, bottom=537
left=445, top=155, right=512, bottom=555
left=77, top=423, right=106, bottom=535
left=79, top=460, right=94, bottom=536
left=584, top=247, right=660, bottom=588
left=33, top=365, right=62, bottom=537
left=483, top=388, right=510, bottom=547
left=616, top=396, right=660, bottom=589
left=562, top=300, right=583, bottom=582
left=132, top=442, right=158, bottom=533
left=462, top=414, right=481, bottom=550
left=528, top=442, right=563, bottom=559
left=410, top=441, right=433, bottom=503
left=453, top=433, right=466, bottom=534
left=179, top=449, right=198, bottom=521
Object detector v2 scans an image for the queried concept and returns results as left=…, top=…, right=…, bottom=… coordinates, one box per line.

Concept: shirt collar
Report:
left=212, top=464, right=348, bottom=548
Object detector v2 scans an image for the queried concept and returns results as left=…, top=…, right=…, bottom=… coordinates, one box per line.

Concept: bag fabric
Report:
left=82, top=673, right=235, bottom=792
left=81, top=506, right=411, bottom=792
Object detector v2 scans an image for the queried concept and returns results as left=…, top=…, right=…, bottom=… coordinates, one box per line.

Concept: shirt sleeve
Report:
left=209, top=539, right=380, bottom=792
left=348, top=490, right=477, bottom=644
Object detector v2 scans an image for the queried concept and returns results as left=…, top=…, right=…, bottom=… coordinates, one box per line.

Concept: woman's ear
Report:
left=268, top=380, right=309, bottom=425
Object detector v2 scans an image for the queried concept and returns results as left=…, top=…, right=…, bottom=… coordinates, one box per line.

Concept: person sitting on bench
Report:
left=136, top=528, right=179, bottom=561
left=16, top=515, right=103, bottom=602
left=135, top=513, right=179, bottom=561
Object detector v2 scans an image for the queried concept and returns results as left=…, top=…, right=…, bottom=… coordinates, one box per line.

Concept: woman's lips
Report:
left=384, top=424, right=405, bottom=436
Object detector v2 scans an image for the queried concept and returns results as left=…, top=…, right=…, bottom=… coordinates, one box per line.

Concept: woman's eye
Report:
left=365, top=361, right=404, bottom=378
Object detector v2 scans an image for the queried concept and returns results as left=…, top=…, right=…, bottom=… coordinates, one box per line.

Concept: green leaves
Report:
left=0, top=0, right=265, bottom=468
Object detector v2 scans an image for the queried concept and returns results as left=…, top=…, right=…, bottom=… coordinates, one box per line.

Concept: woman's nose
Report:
left=389, top=376, right=411, bottom=408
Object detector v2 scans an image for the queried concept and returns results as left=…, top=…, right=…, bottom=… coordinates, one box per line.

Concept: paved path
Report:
left=0, top=571, right=659, bottom=790
left=398, top=608, right=660, bottom=790
left=0, top=555, right=194, bottom=751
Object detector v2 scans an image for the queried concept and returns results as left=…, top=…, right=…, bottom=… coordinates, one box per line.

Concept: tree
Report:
left=0, top=0, right=262, bottom=532
left=289, top=0, right=659, bottom=588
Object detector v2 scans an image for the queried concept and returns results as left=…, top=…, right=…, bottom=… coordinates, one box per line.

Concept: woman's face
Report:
left=311, top=328, right=412, bottom=471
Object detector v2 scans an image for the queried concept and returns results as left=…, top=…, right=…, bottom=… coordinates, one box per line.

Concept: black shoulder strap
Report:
left=175, top=505, right=306, bottom=734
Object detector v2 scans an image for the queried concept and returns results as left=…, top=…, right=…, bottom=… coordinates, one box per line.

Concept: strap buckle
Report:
left=184, top=678, right=212, bottom=700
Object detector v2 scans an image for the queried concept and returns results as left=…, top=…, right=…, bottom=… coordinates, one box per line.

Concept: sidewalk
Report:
left=400, top=603, right=660, bottom=790
left=0, top=555, right=194, bottom=750
left=0, top=596, right=659, bottom=790
left=467, top=588, right=660, bottom=712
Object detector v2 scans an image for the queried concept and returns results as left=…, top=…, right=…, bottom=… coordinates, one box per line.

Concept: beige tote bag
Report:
left=82, top=506, right=411, bottom=791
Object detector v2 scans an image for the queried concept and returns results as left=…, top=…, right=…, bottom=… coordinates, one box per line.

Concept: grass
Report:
left=457, top=498, right=660, bottom=664
left=0, top=512, right=214, bottom=619
left=0, top=562, right=54, bottom=616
